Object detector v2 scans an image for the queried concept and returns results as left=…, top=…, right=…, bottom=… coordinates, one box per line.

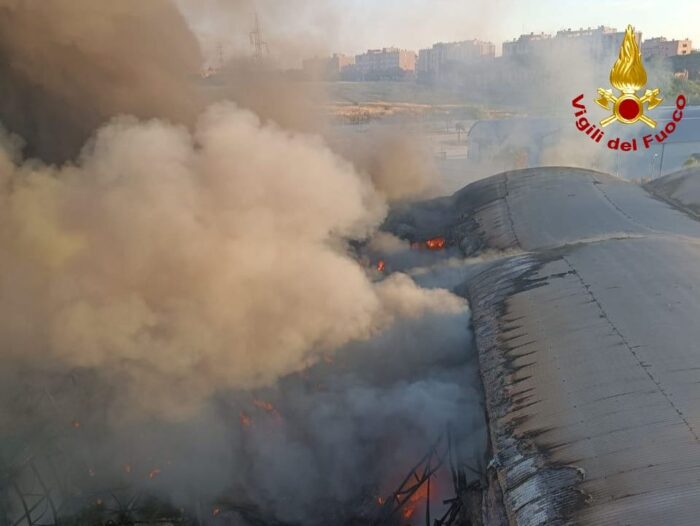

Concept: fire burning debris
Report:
left=409, top=236, right=447, bottom=251
left=252, top=399, right=278, bottom=415
left=252, top=399, right=283, bottom=423
left=239, top=410, right=252, bottom=428
left=3, top=301, right=480, bottom=526
left=377, top=259, right=386, bottom=272
left=425, top=237, right=447, bottom=250
left=239, top=397, right=286, bottom=429
left=402, top=482, right=430, bottom=519
left=0, top=3, right=484, bottom=525
left=371, top=430, right=481, bottom=526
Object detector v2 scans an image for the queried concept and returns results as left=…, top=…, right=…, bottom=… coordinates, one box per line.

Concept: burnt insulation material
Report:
left=466, top=254, right=587, bottom=526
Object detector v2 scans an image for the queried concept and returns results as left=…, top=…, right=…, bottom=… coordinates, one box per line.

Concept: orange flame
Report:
left=253, top=400, right=283, bottom=423
left=239, top=410, right=252, bottom=428
left=610, top=25, right=646, bottom=93
left=376, top=260, right=386, bottom=272
left=148, top=468, right=161, bottom=480
left=253, top=399, right=275, bottom=412
left=253, top=398, right=281, bottom=416
left=425, top=237, right=446, bottom=250
left=402, top=480, right=431, bottom=520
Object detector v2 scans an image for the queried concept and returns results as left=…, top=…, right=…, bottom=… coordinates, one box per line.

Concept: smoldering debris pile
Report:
left=0, top=1, right=488, bottom=525
left=1, top=232, right=487, bottom=526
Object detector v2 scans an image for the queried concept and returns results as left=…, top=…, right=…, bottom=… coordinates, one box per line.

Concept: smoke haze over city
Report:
left=2, top=1, right=700, bottom=525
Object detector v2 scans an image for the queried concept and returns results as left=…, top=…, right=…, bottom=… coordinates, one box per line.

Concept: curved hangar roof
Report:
left=403, top=167, right=700, bottom=525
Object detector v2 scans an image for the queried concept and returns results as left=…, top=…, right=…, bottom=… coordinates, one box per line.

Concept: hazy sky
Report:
left=180, top=0, right=700, bottom=64
left=331, top=0, right=700, bottom=53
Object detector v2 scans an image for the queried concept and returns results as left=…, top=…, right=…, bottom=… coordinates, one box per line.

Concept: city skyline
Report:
left=330, top=0, right=699, bottom=55
left=303, top=24, right=692, bottom=70
left=179, top=1, right=700, bottom=67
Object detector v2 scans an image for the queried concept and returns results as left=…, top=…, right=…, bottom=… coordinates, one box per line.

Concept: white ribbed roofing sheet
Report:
left=464, top=168, right=700, bottom=252
left=463, top=168, right=700, bottom=524
left=646, top=167, right=700, bottom=217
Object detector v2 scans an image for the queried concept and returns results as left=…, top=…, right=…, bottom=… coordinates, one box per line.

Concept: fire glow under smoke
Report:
left=0, top=99, right=482, bottom=524
left=0, top=1, right=486, bottom=524
left=0, top=103, right=466, bottom=419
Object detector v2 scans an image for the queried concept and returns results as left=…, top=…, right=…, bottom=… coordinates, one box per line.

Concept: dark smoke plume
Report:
left=0, top=2, right=485, bottom=524
left=0, top=0, right=203, bottom=163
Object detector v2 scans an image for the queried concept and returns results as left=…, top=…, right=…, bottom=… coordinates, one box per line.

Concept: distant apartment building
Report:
left=555, top=26, right=637, bottom=59
left=478, top=27, right=641, bottom=107
left=503, top=26, right=640, bottom=60
left=417, top=39, right=495, bottom=81
left=302, top=53, right=355, bottom=79
left=502, top=32, right=553, bottom=57
left=642, top=37, right=692, bottom=60
left=353, top=47, right=417, bottom=80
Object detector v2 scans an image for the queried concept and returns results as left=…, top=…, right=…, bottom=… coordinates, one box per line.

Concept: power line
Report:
left=249, top=11, right=269, bottom=61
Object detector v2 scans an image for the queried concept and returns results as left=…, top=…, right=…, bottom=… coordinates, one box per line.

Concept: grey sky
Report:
left=179, top=0, right=699, bottom=64
left=329, top=0, right=698, bottom=53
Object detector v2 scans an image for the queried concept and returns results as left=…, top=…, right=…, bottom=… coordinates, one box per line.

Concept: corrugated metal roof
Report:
left=458, top=168, right=700, bottom=524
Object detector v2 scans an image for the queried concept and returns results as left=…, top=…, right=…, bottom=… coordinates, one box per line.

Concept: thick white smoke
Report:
left=0, top=103, right=464, bottom=422
left=0, top=3, right=485, bottom=524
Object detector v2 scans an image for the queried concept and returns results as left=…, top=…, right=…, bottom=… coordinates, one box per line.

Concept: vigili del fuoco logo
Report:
left=571, top=24, right=686, bottom=152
